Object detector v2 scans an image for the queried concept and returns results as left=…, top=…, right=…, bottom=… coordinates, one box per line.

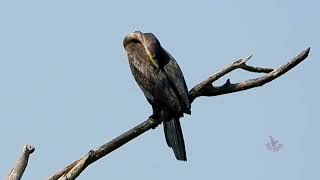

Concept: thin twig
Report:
left=48, top=47, right=310, bottom=180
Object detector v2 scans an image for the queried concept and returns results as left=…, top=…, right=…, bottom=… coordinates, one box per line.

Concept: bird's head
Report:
left=123, top=31, right=161, bottom=66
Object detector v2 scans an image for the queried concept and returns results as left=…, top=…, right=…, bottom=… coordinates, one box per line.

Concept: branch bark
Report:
left=48, top=47, right=310, bottom=180
left=57, top=151, right=93, bottom=180
left=8, top=145, right=35, bottom=180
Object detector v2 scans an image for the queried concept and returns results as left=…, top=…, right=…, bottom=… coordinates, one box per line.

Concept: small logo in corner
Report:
left=265, top=136, right=283, bottom=152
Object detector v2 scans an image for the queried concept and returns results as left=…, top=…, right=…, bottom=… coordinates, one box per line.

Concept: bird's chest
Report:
left=129, top=56, right=160, bottom=87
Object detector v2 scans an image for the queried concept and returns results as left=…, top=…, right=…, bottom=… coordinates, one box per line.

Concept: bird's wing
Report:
left=163, top=49, right=191, bottom=114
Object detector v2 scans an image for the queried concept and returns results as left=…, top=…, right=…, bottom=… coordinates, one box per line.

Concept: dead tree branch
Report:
left=47, top=47, right=310, bottom=180
left=48, top=118, right=160, bottom=180
left=56, top=151, right=93, bottom=180
left=189, top=47, right=310, bottom=101
left=7, top=145, right=35, bottom=180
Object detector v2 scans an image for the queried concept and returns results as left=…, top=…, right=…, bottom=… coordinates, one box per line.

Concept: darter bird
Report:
left=123, top=31, right=191, bottom=161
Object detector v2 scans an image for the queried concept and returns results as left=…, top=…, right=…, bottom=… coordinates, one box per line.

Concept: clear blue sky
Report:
left=0, top=0, right=319, bottom=179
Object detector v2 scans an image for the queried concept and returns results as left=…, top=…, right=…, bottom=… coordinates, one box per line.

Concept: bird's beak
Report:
left=123, top=31, right=142, bottom=49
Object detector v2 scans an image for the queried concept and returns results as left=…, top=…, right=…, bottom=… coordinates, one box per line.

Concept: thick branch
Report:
left=48, top=47, right=310, bottom=180
left=8, top=145, right=35, bottom=180
left=48, top=118, right=161, bottom=180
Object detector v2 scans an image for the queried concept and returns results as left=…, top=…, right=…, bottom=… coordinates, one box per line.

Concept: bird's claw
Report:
left=148, top=115, right=161, bottom=129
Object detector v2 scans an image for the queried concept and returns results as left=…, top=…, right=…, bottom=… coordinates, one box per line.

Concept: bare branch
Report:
left=187, top=54, right=273, bottom=103
left=239, top=55, right=273, bottom=73
left=8, top=145, right=35, bottom=180
left=189, top=47, right=310, bottom=101
left=57, top=151, right=93, bottom=180
left=48, top=47, right=310, bottom=180
left=48, top=118, right=160, bottom=180
left=48, top=161, right=80, bottom=180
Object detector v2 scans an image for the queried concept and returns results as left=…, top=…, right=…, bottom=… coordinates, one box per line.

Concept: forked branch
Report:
left=189, top=47, right=310, bottom=101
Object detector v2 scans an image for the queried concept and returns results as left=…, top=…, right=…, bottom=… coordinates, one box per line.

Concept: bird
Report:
left=123, top=31, right=191, bottom=161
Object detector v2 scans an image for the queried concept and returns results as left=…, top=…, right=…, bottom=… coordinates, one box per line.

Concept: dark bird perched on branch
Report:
left=123, top=31, right=191, bottom=161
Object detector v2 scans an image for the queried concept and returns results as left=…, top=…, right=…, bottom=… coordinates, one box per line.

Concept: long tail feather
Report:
left=163, top=118, right=187, bottom=161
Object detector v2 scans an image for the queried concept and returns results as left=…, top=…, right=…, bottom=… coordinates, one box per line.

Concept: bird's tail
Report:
left=163, top=117, right=187, bottom=161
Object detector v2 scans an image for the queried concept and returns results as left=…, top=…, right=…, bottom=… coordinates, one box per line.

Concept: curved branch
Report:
left=48, top=47, right=310, bottom=180
left=8, top=145, right=35, bottom=180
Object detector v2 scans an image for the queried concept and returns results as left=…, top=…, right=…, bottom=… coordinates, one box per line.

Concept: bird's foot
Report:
left=149, top=114, right=161, bottom=129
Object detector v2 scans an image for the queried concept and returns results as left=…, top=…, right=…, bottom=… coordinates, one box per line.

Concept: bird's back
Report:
left=161, top=49, right=191, bottom=115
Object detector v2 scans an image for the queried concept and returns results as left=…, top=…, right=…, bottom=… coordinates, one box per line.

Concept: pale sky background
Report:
left=0, top=0, right=319, bottom=179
